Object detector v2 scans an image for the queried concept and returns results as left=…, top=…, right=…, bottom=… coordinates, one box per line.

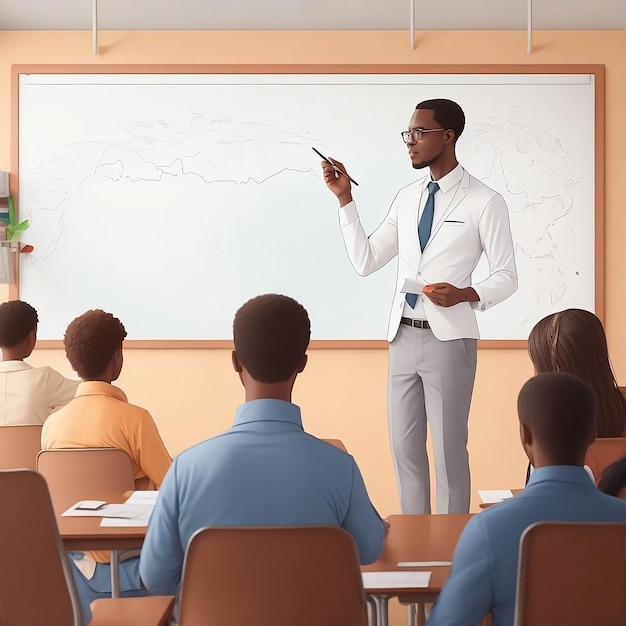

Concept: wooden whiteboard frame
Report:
left=10, top=64, right=605, bottom=350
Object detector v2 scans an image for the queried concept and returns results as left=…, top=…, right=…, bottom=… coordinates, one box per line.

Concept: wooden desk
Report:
left=363, top=514, right=473, bottom=626
left=56, top=492, right=147, bottom=552
left=56, top=492, right=148, bottom=596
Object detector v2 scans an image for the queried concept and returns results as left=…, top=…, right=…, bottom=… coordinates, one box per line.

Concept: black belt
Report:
left=400, top=317, right=431, bottom=329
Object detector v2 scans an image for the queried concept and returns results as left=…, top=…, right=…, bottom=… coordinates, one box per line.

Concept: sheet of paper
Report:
left=478, top=489, right=513, bottom=503
left=62, top=502, right=153, bottom=519
left=362, top=571, right=431, bottom=589
left=397, top=561, right=451, bottom=567
left=100, top=516, right=150, bottom=527
left=399, top=279, right=427, bottom=295
left=125, top=490, right=159, bottom=506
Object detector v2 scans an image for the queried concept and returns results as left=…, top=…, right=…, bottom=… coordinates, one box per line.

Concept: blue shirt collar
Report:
left=526, top=465, right=597, bottom=488
left=232, top=399, right=304, bottom=429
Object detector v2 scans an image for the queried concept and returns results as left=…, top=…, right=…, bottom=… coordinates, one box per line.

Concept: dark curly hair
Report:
left=0, top=300, right=38, bottom=347
left=64, top=309, right=127, bottom=380
left=233, top=294, right=310, bottom=384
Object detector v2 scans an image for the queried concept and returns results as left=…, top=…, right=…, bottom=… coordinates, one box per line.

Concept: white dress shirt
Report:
left=0, top=360, right=79, bottom=425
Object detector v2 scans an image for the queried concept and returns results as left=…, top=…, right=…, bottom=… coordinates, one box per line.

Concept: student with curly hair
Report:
left=42, top=309, right=172, bottom=624
left=0, top=300, right=78, bottom=424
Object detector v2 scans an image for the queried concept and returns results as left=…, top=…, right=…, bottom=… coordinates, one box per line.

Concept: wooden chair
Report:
left=584, top=438, right=626, bottom=482
left=0, top=424, right=42, bottom=469
left=0, top=468, right=173, bottom=626
left=36, top=447, right=135, bottom=513
left=36, top=447, right=137, bottom=597
left=514, top=521, right=626, bottom=626
left=178, top=526, right=368, bottom=626
left=322, top=438, right=349, bottom=452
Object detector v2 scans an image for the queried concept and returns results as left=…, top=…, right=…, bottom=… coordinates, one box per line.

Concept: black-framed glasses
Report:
left=400, top=128, right=445, bottom=143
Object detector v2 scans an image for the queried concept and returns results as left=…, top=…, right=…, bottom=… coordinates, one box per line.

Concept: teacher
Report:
left=321, top=99, right=517, bottom=514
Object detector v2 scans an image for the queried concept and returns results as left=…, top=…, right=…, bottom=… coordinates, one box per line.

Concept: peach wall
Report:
left=0, top=30, right=624, bottom=520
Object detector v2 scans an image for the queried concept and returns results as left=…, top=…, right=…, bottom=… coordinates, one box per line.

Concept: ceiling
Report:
left=0, top=0, right=625, bottom=31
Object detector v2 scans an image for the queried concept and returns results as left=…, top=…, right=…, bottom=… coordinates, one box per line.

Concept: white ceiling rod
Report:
left=527, top=0, right=533, bottom=54
left=409, top=0, right=415, bottom=50
left=93, top=0, right=99, bottom=56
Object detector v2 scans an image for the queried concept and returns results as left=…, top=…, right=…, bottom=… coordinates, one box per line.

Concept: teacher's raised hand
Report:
left=320, top=157, right=353, bottom=207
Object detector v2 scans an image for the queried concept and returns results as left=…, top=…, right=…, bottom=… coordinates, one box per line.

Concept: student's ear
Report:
left=111, top=345, right=124, bottom=381
left=520, top=422, right=534, bottom=463
left=297, top=354, right=308, bottom=374
left=25, top=329, right=37, bottom=355
left=232, top=351, right=243, bottom=373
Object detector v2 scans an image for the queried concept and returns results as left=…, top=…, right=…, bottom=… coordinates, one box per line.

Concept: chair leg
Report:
left=367, top=595, right=378, bottom=626
left=407, top=603, right=416, bottom=626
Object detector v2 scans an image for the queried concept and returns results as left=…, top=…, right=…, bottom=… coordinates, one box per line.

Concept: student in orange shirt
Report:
left=42, top=309, right=172, bottom=623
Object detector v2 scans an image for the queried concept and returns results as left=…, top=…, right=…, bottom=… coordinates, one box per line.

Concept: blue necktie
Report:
left=406, top=181, right=440, bottom=309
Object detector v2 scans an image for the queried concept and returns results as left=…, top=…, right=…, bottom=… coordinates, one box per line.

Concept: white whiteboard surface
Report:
left=17, top=70, right=598, bottom=342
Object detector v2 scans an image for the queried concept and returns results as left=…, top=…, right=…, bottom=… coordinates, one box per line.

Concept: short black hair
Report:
left=416, top=98, right=465, bottom=142
left=233, top=294, right=310, bottom=384
left=518, top=372, right=596, bottom=464
left=64, top=310, right=127, bottom=379
left=0, top=300, right=38, bottom=347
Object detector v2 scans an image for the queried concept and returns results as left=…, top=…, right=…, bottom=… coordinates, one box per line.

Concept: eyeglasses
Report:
left=400, top=128, right=445, bottom=143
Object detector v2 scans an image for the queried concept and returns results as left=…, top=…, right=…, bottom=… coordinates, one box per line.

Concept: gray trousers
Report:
left=388, top=323, right=477, bottom=514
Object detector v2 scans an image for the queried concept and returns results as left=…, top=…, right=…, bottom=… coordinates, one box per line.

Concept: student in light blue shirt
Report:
left=139, top=294, right=386, bottom=596
left=427, top=371, right=626, bottom=626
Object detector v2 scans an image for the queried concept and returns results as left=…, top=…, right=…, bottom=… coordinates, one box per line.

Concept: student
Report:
left=0, top=299, right=78, bottom=425
left=41, top=309, right=172, bottom=624
left=320, top=98, right=517, bottom=515
left=525, top=308, right=626, bottom=483
left=140, top=294, right=386, bottom=598
left=528, top=308, right=626, bottom=438
left=598, top=454, right=626, bottom=500
left=427, top=372, right=626, bottom=626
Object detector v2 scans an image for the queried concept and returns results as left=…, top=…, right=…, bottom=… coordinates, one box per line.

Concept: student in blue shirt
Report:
left=140, top=293, right=386, bottom=596
left=427, top=371, right=626, bottom=626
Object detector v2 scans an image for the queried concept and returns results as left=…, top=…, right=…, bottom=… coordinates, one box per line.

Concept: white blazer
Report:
left=338, top=168, right=518, bottom=342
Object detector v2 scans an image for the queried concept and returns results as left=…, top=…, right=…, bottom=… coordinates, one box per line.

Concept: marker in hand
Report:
left=312, top=147, right=359, bottom=186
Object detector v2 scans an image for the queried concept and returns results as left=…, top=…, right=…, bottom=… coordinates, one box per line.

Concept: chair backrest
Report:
left=514, top=521, right=626, bottom=626
left=0, top=469, right=82, bottom=626
left=322, top=438, right=349, bottom=453
left=584, top=437, right=626, bottom=482
left=178, top=526, right=368, bottom=626
left=0, top=424, right=43, bottom=470
left=36, top=447, right=135, bottom=513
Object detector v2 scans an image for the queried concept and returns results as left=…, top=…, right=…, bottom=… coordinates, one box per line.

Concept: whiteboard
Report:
left=15, top=68, right=600, bottom=343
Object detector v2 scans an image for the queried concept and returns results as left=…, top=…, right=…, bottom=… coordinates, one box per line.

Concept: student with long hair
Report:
left=528, top=308, right=626, bottom=438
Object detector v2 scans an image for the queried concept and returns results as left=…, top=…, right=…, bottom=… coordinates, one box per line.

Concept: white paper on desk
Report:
left=125, top=490, right=159, bottom=506
left=100, top=516, right=150, bottom=527
left=478, top=489, right=513, bottom=503
left=397, top=561, right=451, bottom=567
left=399, top=279, right=427, bottom=295
left=362, top=571, right=431, bottom=589
left=62, top=502, right=153, bottom=519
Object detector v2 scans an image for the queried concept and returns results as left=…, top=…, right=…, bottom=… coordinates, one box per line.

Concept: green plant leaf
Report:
left=7, top=220, right=29, bottom=240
